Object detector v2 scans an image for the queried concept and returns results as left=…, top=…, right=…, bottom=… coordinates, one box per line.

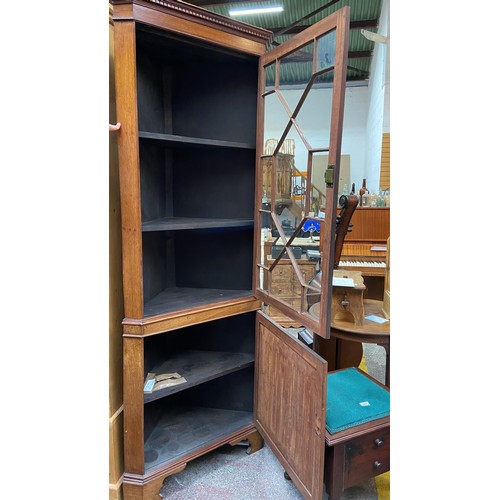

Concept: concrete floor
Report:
left=159, top=340, right=388, bottom=499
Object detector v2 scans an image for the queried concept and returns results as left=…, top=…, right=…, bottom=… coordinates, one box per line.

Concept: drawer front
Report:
left=269, top=265, right=293, bottom=282
left=270, top=281, right=294, bottom=296
left=296, top=265, right=317, bottom=283
left=344, top=427, right=390, bottom=487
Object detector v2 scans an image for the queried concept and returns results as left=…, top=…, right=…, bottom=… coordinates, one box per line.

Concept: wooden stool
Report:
left=332, top=270, right=365, bottom=326
left=310, top=300, right=390, bottom=387
left=323, top=368, right=390, bottom=500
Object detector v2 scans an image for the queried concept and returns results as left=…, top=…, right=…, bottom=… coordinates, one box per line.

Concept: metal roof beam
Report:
left=273, top=0, right=342, bottom=38
left=278, top=50, right=371, bottom=63
left=269, top=19, right=378, bottom=35
left=188, top=0, right=265, bottom=6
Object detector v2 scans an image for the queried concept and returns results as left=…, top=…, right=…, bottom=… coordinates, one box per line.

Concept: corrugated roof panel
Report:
left=200, top=0, right=383, bottom=83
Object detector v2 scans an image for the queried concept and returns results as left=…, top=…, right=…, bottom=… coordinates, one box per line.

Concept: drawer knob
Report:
left=374, top=461, right=383, bottom=470
left=374, top=438, right=384, bottom=447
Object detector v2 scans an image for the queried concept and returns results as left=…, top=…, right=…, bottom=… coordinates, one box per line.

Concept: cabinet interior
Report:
left=135, top=24, right=260, bottom=316
left=141, top=312, right=256, bottom=472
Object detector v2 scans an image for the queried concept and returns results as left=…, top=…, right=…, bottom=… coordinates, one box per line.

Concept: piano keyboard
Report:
left=338, top=259, right=386, bottom=277
left=339, top=260, right=386, bottom=268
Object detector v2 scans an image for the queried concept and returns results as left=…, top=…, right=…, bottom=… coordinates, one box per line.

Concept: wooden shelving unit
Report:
left=112, top=2, right=271, bottom=496
left=113, top=2, right=353, bottom=499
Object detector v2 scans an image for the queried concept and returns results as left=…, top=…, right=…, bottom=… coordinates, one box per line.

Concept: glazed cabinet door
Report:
left=254, top=7, right=351, bottom=339
left=254, top=312, right=327, bottom=500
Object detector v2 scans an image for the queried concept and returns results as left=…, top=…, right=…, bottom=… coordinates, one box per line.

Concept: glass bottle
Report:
left=361, top=191, right=369, bottom=207
left=359, top=179, right=368, bottom=206
left=376, top=190, right=385, bottom=207
left=350, top=182, right=356, bottom=195
left=384, top=190, right=390, bottom=207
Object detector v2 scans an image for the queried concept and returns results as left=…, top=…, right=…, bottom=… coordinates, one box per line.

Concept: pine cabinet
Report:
left=112, top=1, right=350, bottom=498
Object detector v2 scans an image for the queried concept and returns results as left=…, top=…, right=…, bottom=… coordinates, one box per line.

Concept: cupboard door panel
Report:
left=254, top=7, right=351, bottom=339
left=254, top=312, right=327, bottom=500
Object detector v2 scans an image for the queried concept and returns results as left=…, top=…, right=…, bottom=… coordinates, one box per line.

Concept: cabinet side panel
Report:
left=114, top=20, right=144, bottom=319
left=110, top=17, right=125, bottom=497
left=109, top=11, right=125, bottom=420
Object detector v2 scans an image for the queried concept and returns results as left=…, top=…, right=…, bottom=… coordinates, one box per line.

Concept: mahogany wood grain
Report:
left=110, top=15, right=126, bottom=497
left=123, top=336, right=145, bottom=474
left=113, top=20, right=144, bottom=319
left=343, top=427, right=390, bottom=487
left=123, top=463, right=187, bottom=500
left=114, top=4, right=272, bottom=498
left=123, top=296, right=261, bottom=336
left=244, top=429, right=264, bottom=454
left=109, top=407, right=125, bottom=487
left=343, top=207, right=389, bottom=242
left=255, top=312, right=327, bottom=500
left=109, top=12, right=125, bottom=424
left=121, top=0, right=270, bottom=56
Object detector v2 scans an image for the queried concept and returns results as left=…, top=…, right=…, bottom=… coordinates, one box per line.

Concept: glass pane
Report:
left=263, top=92, right=290, bottom=155
left=310, top=152, right=329, bottom=219
left=264, top=130, right=318, bottom=315
left=259, top=182, right=277, bottom=292
left=294, top=70, right=334, bottom=150
left=254, top=9, right=352, bottom=339
left=265, top=62, right=276, bottom=93
left=258, top=25, right=348, bottom=338
left=316, top=30, right=336, bottom=71
left=278, top=41, right=314, bottom=113
left=273, top=131, right=304, bottom=221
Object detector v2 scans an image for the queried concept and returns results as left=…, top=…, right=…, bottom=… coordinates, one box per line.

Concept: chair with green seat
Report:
left=323, top=367, right=390, bottom=499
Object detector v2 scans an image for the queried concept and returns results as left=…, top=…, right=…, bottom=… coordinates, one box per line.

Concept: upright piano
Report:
left=337, top=207, right=389, bottom=277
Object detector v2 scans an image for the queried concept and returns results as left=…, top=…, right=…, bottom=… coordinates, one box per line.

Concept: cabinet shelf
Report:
left=144, top=406, right=253, bottom=473
left=139, top=131, right=255, bottom=150
left=145, top=350, right=254, bottom=403
left=144, top=287, right=254, bottom=318
left=142, top=217, right=254, bottom=232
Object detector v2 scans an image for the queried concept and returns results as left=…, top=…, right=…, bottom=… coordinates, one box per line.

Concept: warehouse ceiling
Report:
left=185, top=0, right=384, bottom=84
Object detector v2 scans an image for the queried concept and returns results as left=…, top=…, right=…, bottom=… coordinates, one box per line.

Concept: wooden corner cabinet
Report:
left=112, top=1, right=357, bottom=499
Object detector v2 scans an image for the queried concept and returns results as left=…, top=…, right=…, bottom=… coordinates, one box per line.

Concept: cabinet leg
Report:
left=124, top=479, right=165, bottom=500
left=123, top=463, right=187, bottom=500
left=324, top=445, right=344, bottom=500
left=245, top=429, right=264, bottom=454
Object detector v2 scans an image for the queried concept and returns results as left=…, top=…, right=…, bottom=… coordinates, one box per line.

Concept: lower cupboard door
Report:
left=254, top=311, right=327, bottom=500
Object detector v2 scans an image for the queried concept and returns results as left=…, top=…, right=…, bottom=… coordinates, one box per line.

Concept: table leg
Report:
left=314, top=335, right=363, bottom=372
left=381, top=343, right=390, bottom=387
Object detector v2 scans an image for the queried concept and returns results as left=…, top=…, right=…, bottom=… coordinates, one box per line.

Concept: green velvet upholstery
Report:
left=325, top=367, right=390, bottom=434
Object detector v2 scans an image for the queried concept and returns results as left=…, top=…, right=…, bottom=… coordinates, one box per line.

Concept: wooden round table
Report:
left=309, top=299, right=390, bottom=386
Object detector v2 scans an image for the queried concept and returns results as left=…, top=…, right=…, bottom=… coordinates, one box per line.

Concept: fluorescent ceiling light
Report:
left=229, top=6, right=283, bottom=16
left=361, top=29, right=389, bottom=44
